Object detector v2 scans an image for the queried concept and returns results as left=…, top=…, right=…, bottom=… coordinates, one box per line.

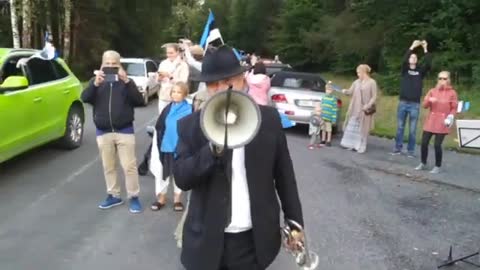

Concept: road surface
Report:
left=1, top=100, right=479, bottom=270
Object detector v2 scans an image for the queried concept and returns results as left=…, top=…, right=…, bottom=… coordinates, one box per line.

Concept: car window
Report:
left=284, top=78, right=301, bottom=88
left=273, top=76, right=325, bottom=92
left=25, top=58, right=57, bottom=85
left=122, top=62, right=145, bottom=77
left=0, top=55, right=30, bottom=84
left=52, top=60, right=69, bottom=79
left=146, top=61, right=157, bottom=73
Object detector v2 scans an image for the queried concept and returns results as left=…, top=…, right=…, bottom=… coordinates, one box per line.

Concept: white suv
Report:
left=120, top=58, right=160, bottom=105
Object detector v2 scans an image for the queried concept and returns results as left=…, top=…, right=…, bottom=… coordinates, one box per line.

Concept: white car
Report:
left=120, top=58, right=160, bottom=105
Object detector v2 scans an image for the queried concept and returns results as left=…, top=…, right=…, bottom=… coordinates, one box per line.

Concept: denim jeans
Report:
left=394, top=101, right=420, bottom=153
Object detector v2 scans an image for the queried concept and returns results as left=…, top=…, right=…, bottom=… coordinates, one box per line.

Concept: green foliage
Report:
left=0, top=0, right=479, bottom=88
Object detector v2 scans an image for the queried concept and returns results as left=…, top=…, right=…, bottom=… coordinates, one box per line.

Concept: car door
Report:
left=0, top=54, right=37, bottom=161
left=145, top=60, right=159, bottom=95
left=23, top=58, right=65, bottom=142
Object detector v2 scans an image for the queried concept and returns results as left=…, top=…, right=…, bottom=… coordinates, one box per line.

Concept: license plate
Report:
left=297, top=100, right=314, bottom=107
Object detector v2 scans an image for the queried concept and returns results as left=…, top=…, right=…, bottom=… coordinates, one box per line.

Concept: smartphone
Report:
left=102, top=67, right=119, bottom=82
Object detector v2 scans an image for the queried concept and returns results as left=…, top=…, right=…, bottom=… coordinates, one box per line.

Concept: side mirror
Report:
left=0, top=76, right=29, bottom=93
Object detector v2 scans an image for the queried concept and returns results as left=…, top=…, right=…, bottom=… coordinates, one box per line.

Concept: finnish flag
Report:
left=199, top=10, right=224, bottom=49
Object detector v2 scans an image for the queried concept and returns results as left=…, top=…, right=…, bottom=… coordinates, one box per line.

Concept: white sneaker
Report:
left=415, top=163, right=426, bottom=171
left=430, top=166, right=441, bottom=174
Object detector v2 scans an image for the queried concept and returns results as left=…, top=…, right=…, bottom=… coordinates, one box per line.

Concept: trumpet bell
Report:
left=200, top=89, right=261, bottom=149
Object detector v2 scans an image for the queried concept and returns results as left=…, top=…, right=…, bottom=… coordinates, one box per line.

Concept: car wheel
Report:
left=58, top=105, right=84, bottom=149
left=143, top=89, right=149, bottom=106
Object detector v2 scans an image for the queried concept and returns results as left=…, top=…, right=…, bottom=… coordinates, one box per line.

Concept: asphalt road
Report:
left=0, top=100, right=479, bottom=270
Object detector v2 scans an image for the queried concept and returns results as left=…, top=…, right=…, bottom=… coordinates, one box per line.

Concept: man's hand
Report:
left=118, top=68, right=130, bottom=83
left=288, top=230, right=305, bottom=252
left=209, top=142, right=224, bottom=157
left=93, top=70, right=105, bottom=87
left=410, top=40, right=422, bottom=50
left=421, top=40, right=428, bottom=52
left=362, top=104, right=370, bottom=111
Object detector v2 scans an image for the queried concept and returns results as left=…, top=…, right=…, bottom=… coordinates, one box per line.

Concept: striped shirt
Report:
left=321, top=94, right=338, bottom=123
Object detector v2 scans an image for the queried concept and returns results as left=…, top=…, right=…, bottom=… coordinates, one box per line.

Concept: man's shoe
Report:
left=415, top=163, right=426, bottom=171
left=129, top=197, right=143, bottom=213
left=390, top=150, right=402, bottom=155
left=99, top=195, right=124, bottom=209
left=319, top=141, right=326, bottom=146
left=407, top=152, right=416, bottom=158
left=308, top=145, right=315, bottom=150
left=430, top=166, right=441, bottom=174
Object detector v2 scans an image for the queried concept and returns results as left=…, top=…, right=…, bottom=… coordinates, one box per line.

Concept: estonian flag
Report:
left=31, top=32, right=58, bottom=60
left=199, top=10, right=224, bottom=49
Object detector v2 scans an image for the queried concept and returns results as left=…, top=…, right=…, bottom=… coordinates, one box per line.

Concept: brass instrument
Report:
left=281, top=219, right=319, bottom=270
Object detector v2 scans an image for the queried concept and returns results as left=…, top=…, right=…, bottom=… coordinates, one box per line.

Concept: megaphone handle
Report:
left=224, top=86, right=233, bottom=149
left=223, top=86, right=233, bottom=228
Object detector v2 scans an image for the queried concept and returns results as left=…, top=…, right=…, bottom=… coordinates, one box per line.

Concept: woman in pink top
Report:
left=415, top=71, right=458, bottom=174
left=245, top=62, right=271, bottom=105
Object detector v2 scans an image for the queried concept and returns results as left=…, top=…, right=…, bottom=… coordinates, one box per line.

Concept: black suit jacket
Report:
left=174, top=105, right=304, bottom=270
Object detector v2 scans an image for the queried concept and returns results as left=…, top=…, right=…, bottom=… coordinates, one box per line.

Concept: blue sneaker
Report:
left=129, top=197, right=143, bottom=213
left=98, top=195, right=124, bottom=209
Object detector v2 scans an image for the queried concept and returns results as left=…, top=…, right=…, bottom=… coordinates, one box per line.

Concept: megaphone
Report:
left=200, top=89, right=261, bottom=149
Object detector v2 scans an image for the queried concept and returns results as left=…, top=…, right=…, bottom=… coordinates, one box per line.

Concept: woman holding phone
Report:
left=415, top=71, right=458, bottom=174
left=157, top=43, right=189, bottom=114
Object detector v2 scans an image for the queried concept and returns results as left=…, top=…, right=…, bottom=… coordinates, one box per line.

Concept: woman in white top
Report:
left=157, top=43, right=190, bottom=114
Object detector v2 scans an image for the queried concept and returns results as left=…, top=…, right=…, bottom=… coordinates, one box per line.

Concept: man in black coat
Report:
left=173, top=45, right=304, bottom=270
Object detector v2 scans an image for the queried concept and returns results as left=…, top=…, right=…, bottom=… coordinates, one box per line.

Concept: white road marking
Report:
left=26, top=117, right=158, bottom=210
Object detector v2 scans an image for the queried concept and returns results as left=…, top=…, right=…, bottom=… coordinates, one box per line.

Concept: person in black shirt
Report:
left=392, top=40, right=432, bottom=157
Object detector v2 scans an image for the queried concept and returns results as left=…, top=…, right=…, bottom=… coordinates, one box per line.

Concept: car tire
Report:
left=143, top=89, right=149, bottom=106
left=58, top=105, right=84, bottom=149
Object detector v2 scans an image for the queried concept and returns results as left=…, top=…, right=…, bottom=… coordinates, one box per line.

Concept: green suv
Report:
left=0, top=48, right=85, bottom=163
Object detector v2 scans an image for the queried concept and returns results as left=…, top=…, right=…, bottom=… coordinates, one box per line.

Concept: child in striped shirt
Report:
left=320, top=82, right=339, bottom=146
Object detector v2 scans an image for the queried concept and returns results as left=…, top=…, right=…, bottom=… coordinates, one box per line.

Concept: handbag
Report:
left=360, top=86, right=376, bottom=115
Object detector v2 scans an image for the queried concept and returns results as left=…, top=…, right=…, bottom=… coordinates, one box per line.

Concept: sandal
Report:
left=173, top=202, right=184, bottom=212
left=151, top=201, right=165, bottom=211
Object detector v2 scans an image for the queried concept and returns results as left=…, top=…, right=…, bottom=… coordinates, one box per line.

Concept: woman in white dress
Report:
left=340, top=64, right=378, bottom=153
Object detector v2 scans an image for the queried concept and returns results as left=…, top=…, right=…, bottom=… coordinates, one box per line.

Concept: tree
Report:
left=9, top=0, right=20, bottom=48
left=21, top=0, right=31, bottom=48
left=63, top=0, right=72, bottom=62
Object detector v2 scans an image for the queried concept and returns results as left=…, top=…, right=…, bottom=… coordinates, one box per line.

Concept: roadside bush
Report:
left=375, top=73, right=400, bottom=96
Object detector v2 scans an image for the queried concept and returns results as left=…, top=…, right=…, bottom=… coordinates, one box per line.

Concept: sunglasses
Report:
left=438, top=77, right=448, bottom=81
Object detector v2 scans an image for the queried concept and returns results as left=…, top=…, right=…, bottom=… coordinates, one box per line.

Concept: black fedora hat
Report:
left=193, top=45, right=247, bottom=83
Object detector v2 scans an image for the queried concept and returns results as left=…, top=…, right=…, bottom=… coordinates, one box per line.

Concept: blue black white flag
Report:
left=199, top=10, right=224, bottom=49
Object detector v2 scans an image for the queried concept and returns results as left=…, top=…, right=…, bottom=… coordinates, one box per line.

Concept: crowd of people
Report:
left=308, top=40, right=458, bottom=174
left=80, top=38, right=458, bottom=270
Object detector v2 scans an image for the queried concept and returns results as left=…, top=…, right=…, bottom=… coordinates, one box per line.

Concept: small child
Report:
left=308, top=103, right=324, bottom=149
left=320, top=81, right=339, bottom=146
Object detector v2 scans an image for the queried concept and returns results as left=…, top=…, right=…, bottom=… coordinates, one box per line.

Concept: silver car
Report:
left=268, top=71, right=343, bottom=130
